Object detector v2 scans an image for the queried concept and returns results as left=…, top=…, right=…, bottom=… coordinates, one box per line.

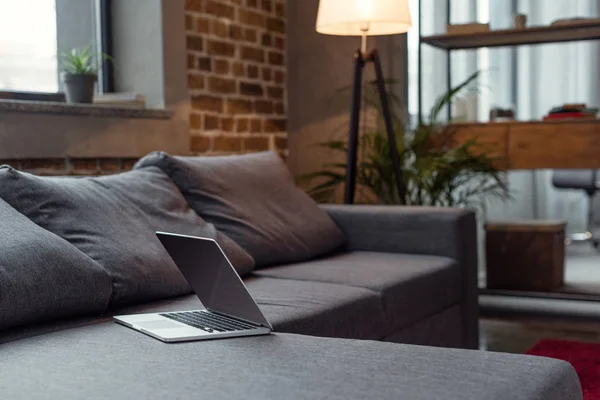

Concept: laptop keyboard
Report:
left=160, top=311, right=258, bottom=333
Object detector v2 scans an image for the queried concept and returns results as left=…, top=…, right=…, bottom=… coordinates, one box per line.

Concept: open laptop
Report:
left=113, top=232, right=272, bottom=342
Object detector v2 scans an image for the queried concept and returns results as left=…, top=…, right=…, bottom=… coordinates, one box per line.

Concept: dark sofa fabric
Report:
left=253, top=251, right=462, bottom=333
left=321, top=205, right=480, bottom=349
left=0, top=166, right=254, bottom=306
left=134, top=151, right=346, bottom=267
left=0, top=325, right=582, bottom=400
left=0, top=198, right=112, bottom=331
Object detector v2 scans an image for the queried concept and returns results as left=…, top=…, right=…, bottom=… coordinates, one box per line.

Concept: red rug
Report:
left=527, top=339, right=600, bottom=399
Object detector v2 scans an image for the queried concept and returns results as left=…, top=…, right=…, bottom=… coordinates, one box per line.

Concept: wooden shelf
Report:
left=421, top=21, right=600, bottom=50
left=450, top=120, right=600, bottom=169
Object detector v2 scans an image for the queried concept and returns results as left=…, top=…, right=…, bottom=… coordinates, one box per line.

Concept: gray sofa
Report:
left=0, top=152, right=581, bottom=399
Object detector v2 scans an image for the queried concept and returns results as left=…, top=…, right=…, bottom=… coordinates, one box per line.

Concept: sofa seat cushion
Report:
left=118, top=276, right=389, bottom=340
left=0, top=166, right=254, bottom=307
left=0, top=325, right=582, bottom=400
left=253, top=252, right=462, bottom=333
left=0, top=198, right=112, bottom=331
left=134, top=151, right=346, bottom=267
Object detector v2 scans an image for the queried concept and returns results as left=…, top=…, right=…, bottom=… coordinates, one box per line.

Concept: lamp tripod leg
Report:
left=371, top=49, right=406, bottom=204
left=344, top=50, right=364, bottom=205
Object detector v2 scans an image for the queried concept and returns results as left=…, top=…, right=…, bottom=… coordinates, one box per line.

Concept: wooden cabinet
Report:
left=451, top=120, right=600, bottom=169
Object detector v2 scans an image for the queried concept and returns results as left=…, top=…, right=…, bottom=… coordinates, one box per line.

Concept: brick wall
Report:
left=186, top=0, right=287, bottom=155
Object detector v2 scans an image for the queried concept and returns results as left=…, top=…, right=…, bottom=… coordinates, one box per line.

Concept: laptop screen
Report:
left=156, top=232, right=271, bottom=329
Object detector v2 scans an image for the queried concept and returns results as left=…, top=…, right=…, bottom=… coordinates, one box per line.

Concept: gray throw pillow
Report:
left=134, top=151, right=346, bottom=267
left=0, top=197, right=113, bottom=330
left=0, top=166, right=255, bottom=307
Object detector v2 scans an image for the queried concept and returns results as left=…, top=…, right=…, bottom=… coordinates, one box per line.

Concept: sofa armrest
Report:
left=321, top=204, right=479, bottom=349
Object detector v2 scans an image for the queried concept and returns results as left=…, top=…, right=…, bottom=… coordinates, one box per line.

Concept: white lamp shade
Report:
left=316, top=0, right=412, bottom=36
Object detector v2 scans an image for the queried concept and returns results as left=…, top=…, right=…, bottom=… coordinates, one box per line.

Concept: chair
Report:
left=552, top=169, right=599, bottom=248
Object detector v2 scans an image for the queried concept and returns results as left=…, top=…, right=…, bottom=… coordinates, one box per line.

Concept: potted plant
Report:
left=59, top=46, right=108, bottom=104
left=299, top=71, right=510, bottom=209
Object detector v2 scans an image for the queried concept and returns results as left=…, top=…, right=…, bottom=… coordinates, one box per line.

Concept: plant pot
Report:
left=60, top=72, right=97, bottom=104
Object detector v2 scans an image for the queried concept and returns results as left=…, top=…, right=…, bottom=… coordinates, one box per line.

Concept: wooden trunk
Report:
left=485, top=221, right=566, bottom=291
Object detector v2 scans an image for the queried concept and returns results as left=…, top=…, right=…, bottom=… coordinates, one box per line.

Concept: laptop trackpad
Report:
left=137, top=320, right=184, bottom=330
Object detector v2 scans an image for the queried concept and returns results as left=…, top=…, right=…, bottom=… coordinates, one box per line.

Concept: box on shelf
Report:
left=447, top=23, right=490, bottom=35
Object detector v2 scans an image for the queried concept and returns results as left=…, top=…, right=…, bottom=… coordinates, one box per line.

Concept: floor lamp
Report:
left=316, top=0, right=412, bottom=204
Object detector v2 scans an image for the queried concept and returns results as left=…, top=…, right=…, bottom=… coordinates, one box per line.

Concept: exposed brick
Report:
left=21, top=159, right=66, bottom=171
left=230, top=0, right=242, bottom=4
left=275, top=136, right=287, bottom=150
left=246, top=0, right=258, bottom=7
left=232, top=62, right=245, bottom=77
left=195, top=16, right=211, bottom=34
left=188, top=73, right=205, bottom=89
left=247, top=65, right=259, bottom=78
left=121, top=159, right=137, bottom=172
left=207, top=40, right=235, bottom=57
left=245, top=28, right=258, bottom=43
left=250, top=118, right=262, bottom=132
left=185, top=0, right=204, bottom=12
left=99, top=159, right=122, bottom=172
left=267, top=86, right=283, bottom=99
left=275, top=1, right=285, bottom=18
left=267, top=17, right=285, bottom=34
left=229, top=24, right=244, bottom=40
left=221, top=117, right=234, bottom=132
left=236, top=118, right=249, bottom=132
left=198, top=56, right=212, bottom=71
left=238, top=9, right=265, bottom=28
left=268, top=51, right=284, bottom=66
left=274, top=70, right=284, bottom=83
left=190, top=113, right=203, bottom=129
left=254, top=99, right=273, bottom=114
left=241, top=46, right=264, bottom=62
left=191, top=135, right=211, bottom=152
left=186, top=35, right=204, bottom=52
left=240, top=81, right=264, bottom=96
left=244, top=136, right=270, bottom=151
left=187, top=54, right=196, bottom=69
left=212, top=20, right=228, bottom=38
left=227, top=98, right=252, bottom=114
left=214, top=136, right=242, bottom=152
left=261, top=0, right=272, bottom=12
left=214, top=59, right=230, bottom=74
left=262, top=67, right=272, bottom=81
left=72, top=159, right=99, bottom=172
left=275, top=101, right=285, bottom=115
left=274, top=36, right=285, bottom=50
left=204, top=115, right=220, bottom=130
left=261, top=32, right=272, bottom=47
left=192, top=95, right=224, bottom=112
left=205, top=0, right=235, bottom=19
left=264, top=118, right=286, bottom=132
left=185, top=14, right=194, bottom=30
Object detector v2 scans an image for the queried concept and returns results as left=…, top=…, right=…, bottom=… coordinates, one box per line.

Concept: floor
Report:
left=480, top=317, right=600, bottom=353
left=479, top=242, right=600, bottom=354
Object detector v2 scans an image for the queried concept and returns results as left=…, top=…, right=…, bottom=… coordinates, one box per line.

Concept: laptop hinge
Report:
left=207, top=309, right=266, bottom=328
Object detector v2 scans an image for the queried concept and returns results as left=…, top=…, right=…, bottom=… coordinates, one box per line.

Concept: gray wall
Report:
left=286, top=0, right=408, bottom=182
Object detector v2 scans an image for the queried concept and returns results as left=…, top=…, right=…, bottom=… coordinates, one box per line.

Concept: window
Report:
left=0, top=0, right=111, bottom=95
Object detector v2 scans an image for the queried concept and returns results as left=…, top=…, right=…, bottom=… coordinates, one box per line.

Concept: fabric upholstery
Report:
left=116, top=276, right=389, bottom=340
left=0, top=166, right=254, bottom=306
left=321, top=204, right=479, bottom=349
left=254, top=251, right=461, bottom=334
left=134, top=151, right=346, bottom=267
left=0, top=198, right=112, bottom=331
left=0, top=324, right=582, bottom=400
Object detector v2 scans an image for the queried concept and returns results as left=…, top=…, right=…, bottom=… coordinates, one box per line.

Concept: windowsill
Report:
left=0, top=99, right=173, bottom=120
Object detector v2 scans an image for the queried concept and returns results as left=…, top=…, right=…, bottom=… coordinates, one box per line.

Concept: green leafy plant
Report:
left=298, top=71, right=510, bottom=208
left=59, top=46, right=110, bottom=75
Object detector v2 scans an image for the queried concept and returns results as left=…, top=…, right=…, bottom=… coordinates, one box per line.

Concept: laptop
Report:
left=113, top=232, right=272, bottom=342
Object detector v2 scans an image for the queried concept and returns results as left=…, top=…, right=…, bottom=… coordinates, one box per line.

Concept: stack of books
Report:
left=543, top=104, right=598, bottom=121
